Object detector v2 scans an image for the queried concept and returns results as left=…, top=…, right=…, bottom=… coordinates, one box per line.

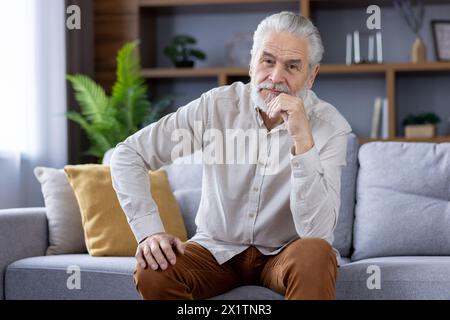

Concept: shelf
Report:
left=141, top=67, right=248, bottom=78
left=359, top=136, right=450, bottom=144
left=139, top=0, right=450, bottom=7
left=141, top=63, right=450, bottom=79
left=311, top=0, right=449, bottom=9
left=322, top=62, right=450, bottom=74
left=390, top=62, right=450, bottom=72
left=139, top=0, right=297, bottom=7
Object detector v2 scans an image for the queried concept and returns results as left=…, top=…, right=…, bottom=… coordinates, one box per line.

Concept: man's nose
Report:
left=269, top=63, right=285, bottom=84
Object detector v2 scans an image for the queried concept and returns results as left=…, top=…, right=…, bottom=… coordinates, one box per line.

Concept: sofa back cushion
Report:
left=333, top=133, right=359, bottom=257
left=34, top=167, right=87, bottom=255
left=352, top=142, right=450, bottom=261
left=163, top=151, right=203, bottom=238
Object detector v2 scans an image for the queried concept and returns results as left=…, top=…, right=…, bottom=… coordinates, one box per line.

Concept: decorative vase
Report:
left=411, top=37, right=427, bottom=63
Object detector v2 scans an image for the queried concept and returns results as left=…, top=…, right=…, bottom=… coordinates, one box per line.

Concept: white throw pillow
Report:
left=34, top=167, right=87, bottom=255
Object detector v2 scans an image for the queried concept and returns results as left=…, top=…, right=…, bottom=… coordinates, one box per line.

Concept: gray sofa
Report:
left=1, top=133, right=450, bottom=300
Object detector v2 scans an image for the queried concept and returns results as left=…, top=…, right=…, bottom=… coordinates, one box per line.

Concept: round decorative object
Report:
left=225, top=32, right=253, bottom=67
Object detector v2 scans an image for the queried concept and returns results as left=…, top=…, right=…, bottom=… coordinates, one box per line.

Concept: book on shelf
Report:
left=370, top=97, right=389, bottom=139
left=380, top=98, right=388, bottom=139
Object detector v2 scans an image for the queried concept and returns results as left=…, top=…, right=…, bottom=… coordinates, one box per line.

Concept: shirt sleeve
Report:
left=110, top=93, right=209, bottom=243
left=289, top=129, right=351, bottom=244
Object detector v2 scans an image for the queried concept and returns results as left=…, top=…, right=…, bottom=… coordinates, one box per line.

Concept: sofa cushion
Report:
left=211, top=285, right=283, bottom=300
left=173, top=189, right=202, bottom=238
left=4, top=254, right=283, bottom=300
left=164, top=151, right=203, bottom=238
left=64, top=164, right=187, bottom=256
left=34, top=167, right=86, bottom=255
left=333, top=133, right=359, bottom=257
left=352, top=142, right=450, bottom=261
left=337, top=256, right=450, bottom=299
left=7, top=255, right=450, bottom=300
left=5, top=255, right=140, bottom=300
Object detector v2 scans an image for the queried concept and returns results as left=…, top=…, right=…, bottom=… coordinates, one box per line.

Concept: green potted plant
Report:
left=402, top=112, right=441, bottom=138
left=164, top=34, right=207, bottom=68
left=66, top=41, right=172, bottom=163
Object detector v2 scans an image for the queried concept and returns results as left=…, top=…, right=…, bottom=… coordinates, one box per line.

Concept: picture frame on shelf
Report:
left=431, top=20, right=450, bottom=61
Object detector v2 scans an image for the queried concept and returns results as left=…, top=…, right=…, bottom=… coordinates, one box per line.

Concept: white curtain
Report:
left=0, top=0, right=67, bottom=209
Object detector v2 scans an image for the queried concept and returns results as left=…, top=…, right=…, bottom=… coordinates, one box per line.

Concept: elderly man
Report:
left=110, top=11, right=352, bottom=300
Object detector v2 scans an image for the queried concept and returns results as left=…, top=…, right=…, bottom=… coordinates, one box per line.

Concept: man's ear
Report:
left=306, top=64, right=320, bottom=89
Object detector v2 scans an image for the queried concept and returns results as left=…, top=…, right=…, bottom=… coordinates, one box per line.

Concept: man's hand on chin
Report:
left=266, top=93, right=314, bottom=155
left=136, top=232, right=185, bottom=271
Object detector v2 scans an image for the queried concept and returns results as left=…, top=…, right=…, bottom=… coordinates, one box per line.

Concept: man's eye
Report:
left=288, top=64, right=299, bottom=70
left=263, top=59, right=274, bottom=65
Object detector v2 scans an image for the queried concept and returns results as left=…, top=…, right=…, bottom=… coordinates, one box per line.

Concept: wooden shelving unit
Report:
left=139, top=0, right=309, bottom=10
left=136, top=0, right=450, bottom=144
left=142, top=62, right=450, bottom=79
left=359, top=136, right=450, bottom=144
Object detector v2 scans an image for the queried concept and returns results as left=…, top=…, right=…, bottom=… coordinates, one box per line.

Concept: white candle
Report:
left=346, top=33, right=352, bottom=65
left=368, top=35, right=374, bottom=62
left=353, top=30, right=360, bottom=64
left=376, top=31, right=383, bottom=64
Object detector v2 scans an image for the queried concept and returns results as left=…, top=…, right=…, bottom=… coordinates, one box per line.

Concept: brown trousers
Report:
left=133, top=238, right=337, bottom=300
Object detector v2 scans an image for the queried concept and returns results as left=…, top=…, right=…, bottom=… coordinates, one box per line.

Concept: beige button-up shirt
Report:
left=110, top=81, right=352, bottom=264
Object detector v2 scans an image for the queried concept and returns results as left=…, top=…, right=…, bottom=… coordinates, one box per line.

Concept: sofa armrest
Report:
left=0, top=207, right=48, bottom=299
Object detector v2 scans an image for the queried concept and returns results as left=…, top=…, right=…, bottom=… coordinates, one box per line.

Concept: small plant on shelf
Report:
left=402, top=112, right=441, bottom=138
left=164, top=34, right=207, bottom=68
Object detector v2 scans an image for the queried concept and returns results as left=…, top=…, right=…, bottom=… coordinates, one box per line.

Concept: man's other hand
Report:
left=136, top=232, right=185, bottom=270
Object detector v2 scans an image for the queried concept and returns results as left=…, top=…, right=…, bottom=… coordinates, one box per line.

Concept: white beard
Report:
left=250, top=79, right=308, bottom=112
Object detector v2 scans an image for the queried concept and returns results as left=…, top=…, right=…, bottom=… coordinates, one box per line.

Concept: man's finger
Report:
left=174, top=238, right=185, bottom=255
left=160, top=239, right=177, bottom=265
left=269, top=102, right=281, bottom=119
left=136, top=247, right=147, bottom=269
left=150, top=239, right=169, bottom=270
left=143, top=244, right=158, bottom=270
left=266, top=97, right=277, bottom=116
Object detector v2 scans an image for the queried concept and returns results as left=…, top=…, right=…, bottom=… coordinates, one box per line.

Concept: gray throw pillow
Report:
left=34, top=167, right=87, bottom=255
left=352, top=142, right=450, bottom=261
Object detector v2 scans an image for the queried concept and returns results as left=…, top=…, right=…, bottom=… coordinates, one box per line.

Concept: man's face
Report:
left=250, top=31, right=318, bottom=111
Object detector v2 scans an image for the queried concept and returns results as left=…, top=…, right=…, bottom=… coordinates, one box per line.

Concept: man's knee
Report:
left=134, top=265, right=167, bottom=293
left=133, top=263, right=186, bottom=299
left=281, top=238, right=337, bottom=299
left=285, top=238, right=336, bottom=273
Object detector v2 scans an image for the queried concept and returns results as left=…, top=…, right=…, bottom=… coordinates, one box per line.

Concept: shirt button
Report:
left=249, top=213, right=255, bottom=218
left=293, top=162, right=299, bottom=168
left=253, top=187, right=259, bottom=192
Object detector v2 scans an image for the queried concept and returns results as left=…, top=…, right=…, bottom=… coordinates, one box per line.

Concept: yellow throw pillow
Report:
left=64, top=164, right=187, bottom=256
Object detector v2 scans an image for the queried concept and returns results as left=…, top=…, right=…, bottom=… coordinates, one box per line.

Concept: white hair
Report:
left=250, top=11, right=324, bottom=71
